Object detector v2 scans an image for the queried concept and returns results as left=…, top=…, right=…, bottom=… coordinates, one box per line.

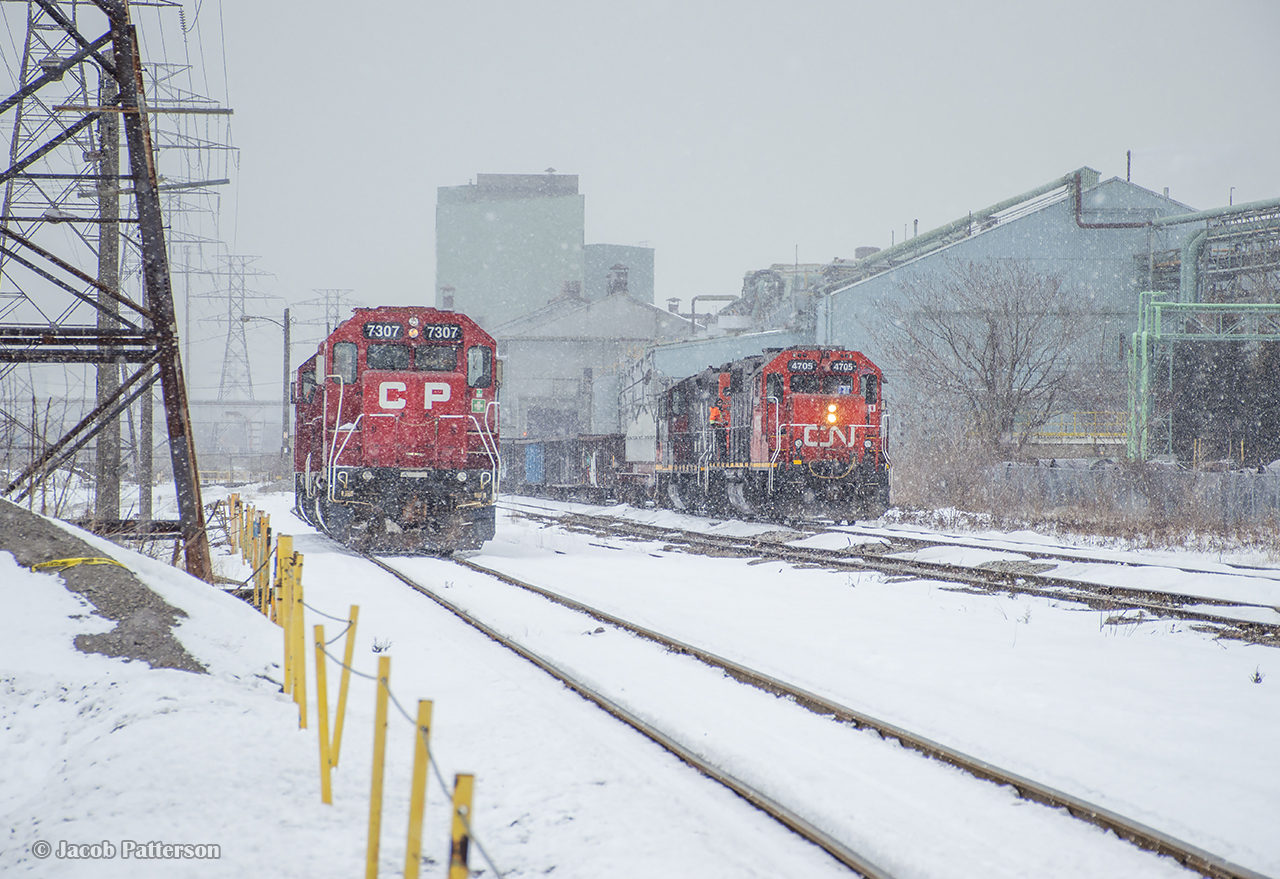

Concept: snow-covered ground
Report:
left=3, top=487, right=1278, bottom=878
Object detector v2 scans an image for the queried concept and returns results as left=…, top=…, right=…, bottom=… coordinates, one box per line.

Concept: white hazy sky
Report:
left=218, top=0, right=1280, bottom=312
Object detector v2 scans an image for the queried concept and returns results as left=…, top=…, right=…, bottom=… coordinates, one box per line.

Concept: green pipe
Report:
left=837, top=167, right=1100, bottom=281
left=1153, top=195, right=1280, bottom=227
left=1179, top=228, right=1208, bottom=303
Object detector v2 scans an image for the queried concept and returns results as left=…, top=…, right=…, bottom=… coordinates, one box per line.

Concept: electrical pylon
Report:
left=0, top=1, right=214, bottom=580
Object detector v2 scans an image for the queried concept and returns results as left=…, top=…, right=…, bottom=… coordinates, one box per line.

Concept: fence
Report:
left=987, top=462, right=1280, bottom=527
left=224, top=496, right=500, bottom=878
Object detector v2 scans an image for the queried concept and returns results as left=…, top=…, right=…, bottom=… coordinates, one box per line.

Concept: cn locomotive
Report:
left=293, top=306, right=500, bottom=552
left=657, top=346, right=890, bottom=519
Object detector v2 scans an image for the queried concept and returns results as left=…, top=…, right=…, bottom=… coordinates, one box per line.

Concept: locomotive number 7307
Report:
left=362, top=322, right=404, bottom=339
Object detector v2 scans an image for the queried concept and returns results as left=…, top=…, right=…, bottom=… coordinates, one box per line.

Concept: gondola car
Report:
left=656, top=346, right=890, bottom=519
left=292, top=306, right=500, bottom=552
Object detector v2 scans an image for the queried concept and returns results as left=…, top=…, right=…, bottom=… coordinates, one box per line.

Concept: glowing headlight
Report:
left=827, top=403, right=837, bottom=412
left=826, top=413, right=837, bottom=423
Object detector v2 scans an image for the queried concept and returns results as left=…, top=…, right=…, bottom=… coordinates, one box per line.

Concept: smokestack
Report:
left=440, top=286, right=455, bottom=311
left=557, top=280, right=582, bottom=303
left=607, top=264, right=629, bottom=297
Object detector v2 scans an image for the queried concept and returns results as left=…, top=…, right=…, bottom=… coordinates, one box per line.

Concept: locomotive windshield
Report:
left=367, top=344, right=411, bottom=371
left=467, top=345, right=493, bottom=388
left=363, top=343, right=461, bottom=372
left=862, top=373, right=879, bottom=405
left=415, top=345, right=459, bottom=372
left=333, top=342, right=357, bottom=385
left=790, top=374, right=856, bottom=395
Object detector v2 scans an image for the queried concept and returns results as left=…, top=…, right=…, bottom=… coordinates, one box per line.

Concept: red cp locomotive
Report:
left=657, top=346, right=890, bottom=519
left=293, top=306, right=500, bottom=552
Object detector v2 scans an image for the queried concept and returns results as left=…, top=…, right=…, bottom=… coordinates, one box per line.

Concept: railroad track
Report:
left=360, top=547, right=1269, bottom=879
left=827, top=521, right=1280, bottom=581
left=498, top=499, right=1280, bottom=645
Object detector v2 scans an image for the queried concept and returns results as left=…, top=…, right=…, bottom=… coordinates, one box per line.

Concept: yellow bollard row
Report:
left=225, top=496, right=485, bottom=878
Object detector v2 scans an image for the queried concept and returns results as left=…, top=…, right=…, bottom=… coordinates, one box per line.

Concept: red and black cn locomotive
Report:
left=657, top=346, right=890, bottom=520
left=293, top=306, right=500, bottom=552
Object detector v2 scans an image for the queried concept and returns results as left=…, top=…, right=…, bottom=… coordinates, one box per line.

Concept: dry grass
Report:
left=886, top=433, right=1280, bottom=562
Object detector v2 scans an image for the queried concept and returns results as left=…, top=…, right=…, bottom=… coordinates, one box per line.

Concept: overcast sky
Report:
left=5, top=0, right=1278, bottom=398
left=216, top=0, right=1280, bottom=314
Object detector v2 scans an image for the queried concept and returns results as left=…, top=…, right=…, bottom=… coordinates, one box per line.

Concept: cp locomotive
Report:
left=656, top=346, right=890, bottom=519
left=293, top=306, right=500, bottom=552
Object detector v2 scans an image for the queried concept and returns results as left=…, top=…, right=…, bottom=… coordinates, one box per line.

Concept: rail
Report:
left=452, top=505, right=1274, bottom=878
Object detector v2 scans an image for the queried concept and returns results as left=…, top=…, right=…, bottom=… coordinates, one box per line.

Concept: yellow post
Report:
left=314, top=624, right=333, bottom=805
left=331, top=604, right=359, bottom=767
left=258, top=515, right=271, bottom=608
left=366, top=656, right=391, bottom=879
left=292, top=553, right=307, bottom=728
left=274, top=535, right=293, bottom=619
left=448, top=774, right=475, bottom=879
left=229, top=493, right=240, bottom=553
left=280, top=541, right=293, bottom=695
left=403, top=700, right=433, bottom=879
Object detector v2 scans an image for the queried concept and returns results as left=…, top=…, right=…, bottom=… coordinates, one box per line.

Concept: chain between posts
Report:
left=224, top=497, right=502, bottom=878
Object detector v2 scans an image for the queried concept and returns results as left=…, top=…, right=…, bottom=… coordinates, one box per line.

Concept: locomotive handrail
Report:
left=328, top=413, right=365, bottom=501
left=767, top=395, right=782, bottom=493
left=321, top=372, right=346, bottom=495
left=469, top=404, right=501, bottom=499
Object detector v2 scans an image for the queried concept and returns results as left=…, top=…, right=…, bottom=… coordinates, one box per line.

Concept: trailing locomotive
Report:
left=657, top=346, right=890, bottom=519
left=293, top=306, right=500, bottom=552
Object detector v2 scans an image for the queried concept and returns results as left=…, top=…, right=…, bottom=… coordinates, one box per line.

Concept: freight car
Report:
left=292, top=306, right=501, bottom=552
left=657, top=346, right=890, bottom=519
left=503, top=345, right=890, bottom=521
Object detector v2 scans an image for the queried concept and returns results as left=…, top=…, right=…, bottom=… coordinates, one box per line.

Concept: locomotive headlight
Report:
left=826, top=412, right=837, bottom=423
left=361, top=469, right=375, bottom=482
left=864, top=439, right=872, bottom=449
left=409, top=317, right=420, bottom=327
left=827, top=403, right=837, bottom=413
left=408, top=327, right=419, bottom=338
left=457, top=472, right=468, bottom=482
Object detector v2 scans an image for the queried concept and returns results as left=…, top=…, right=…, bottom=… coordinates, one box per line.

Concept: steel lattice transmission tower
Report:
left=0, top=0, right=213, bottom=579
left=204, top=254, right=275, bottom=401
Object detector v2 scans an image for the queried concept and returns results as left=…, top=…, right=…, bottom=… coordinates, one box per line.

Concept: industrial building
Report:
left=435, top=167, right=1278, bottom=479
left=493, top=266, right=690, bottom=440
left=435, top=173, right=655, bottom=330
left=666, top=167, right=1279, bottom=466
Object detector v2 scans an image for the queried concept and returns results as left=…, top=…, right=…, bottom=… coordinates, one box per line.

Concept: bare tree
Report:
left=885, top=259, right=1092, bottom=455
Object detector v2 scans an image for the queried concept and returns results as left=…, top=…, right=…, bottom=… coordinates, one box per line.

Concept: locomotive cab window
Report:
left=766, top=373, right=784, bottom=399
left=298, top=369, right=317, bottom=403
left=790, top=374, right=819, bottom=394
left=332, top=342, right=358, bottom=385
left=466, top=345, right=493, bottom=388
left=822, top=376, right=854, bottom=395
left=367, top=344, right=411, bottom=371
left=862, top=374, right=879, bottom=405
left=728, top=369, right=743, bottom=394
left=415, top=345, right=458, bottom=372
